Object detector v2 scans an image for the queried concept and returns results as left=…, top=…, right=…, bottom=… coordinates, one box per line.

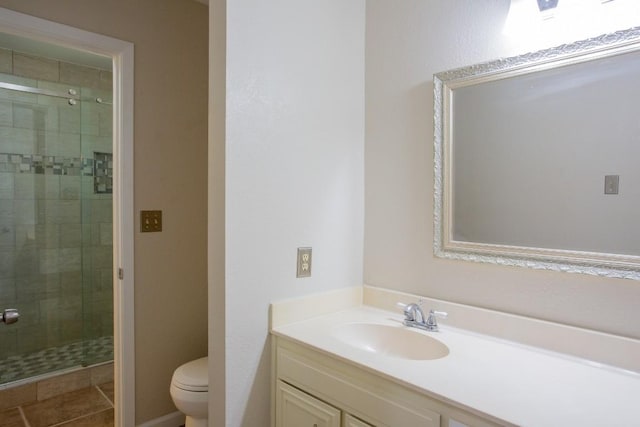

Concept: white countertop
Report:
left=272, top=305, right=640, bottom=427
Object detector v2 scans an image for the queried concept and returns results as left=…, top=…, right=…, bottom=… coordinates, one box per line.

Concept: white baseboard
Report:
left=137, top=411, right=184, bottom=427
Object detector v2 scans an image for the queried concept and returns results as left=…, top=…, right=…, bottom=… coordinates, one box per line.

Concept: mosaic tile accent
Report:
left=0, top=336, right=113, bottom=385
left=0, top=153, right=111, bottom=194
left=93, top=152, right=113, bottom=194
left=0, top=153, right=95, bottom=176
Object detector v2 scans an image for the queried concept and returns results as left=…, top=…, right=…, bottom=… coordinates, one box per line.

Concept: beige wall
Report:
left=365, top=0, right=640, bottom=340
left=0, top=1, right=209, bottom=423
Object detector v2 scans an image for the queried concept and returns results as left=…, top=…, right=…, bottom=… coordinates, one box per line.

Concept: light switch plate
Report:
left=140, top=210, right=162, bottom=232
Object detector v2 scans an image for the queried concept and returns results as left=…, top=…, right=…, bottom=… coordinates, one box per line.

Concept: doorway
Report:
left=0, top=8, right=134, bottom=426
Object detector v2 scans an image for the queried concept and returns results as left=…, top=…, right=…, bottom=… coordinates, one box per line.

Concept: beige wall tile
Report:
left=59, top=62, right=101, bottom=89
left=58, top=247, right=81, bottom=272
left=15, top=175, right=61, bottom=201
left=13, top=53, right=59, bottom=82
left=13, top=103, right=55, bottom=132
left=60, top=176, right=80, bottom=200
left=34, top=224, right=61, bottom=249
left=0, top=198, right=14, bottom=224
left=59, top=223, right=81, bottom=247
left=0, top=100, right=13, bottom=126
left=13, top=199, right=35, bottom=225
left=98, top=70, right=112, bottom=93
left=15, top=273, right=61, bottom=300
left=99, top=223, right=112, bottom=246
left=0, top=328, right=17, bottom=359
left=58, top=105, right=80, bottom=134
left=0, top=171, right=13, bottom=199
left=90, top=363, right=114, bottom=385
left=90, top=246, right=112, bottom=270
left=0, top=277, right=16, bottom=301
left=13, top=174, right=36, bottom=200
left=80, top=135, right=111, bottom=159
left=37, top=131, right=80, bottom=157
left=0, top=127, right=36, bottom=154
left=90, top=199, right=112, bottom=223
left=37, top=247, right=58, bottom=274
left=38, top=200, right=80, bottom=225
left=0, top=48, right=12, bottom=74
left=0, top=223, right=14, bottom=248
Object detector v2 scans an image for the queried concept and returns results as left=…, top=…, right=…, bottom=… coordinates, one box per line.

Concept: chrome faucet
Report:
left=399, top=302, right=447, bottom=332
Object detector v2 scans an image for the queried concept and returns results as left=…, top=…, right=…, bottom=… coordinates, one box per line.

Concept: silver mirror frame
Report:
left=434, top=26, right=640, bottom=280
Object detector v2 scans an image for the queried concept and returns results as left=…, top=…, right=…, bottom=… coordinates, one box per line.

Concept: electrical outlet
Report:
left=604, top=175, right=619, bottom=195
left=296, top=247, right=312, bottom=278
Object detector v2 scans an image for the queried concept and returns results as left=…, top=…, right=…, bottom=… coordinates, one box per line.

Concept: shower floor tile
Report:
left=0, top=336, right=112, bottom=384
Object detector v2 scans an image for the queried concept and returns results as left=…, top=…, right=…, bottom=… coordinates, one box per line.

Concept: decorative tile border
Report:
left=0, top=153, right=113, bottom=195
left=0, top=153, right=94, bottom=176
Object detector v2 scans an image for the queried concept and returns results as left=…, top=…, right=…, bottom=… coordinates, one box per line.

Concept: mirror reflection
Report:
left=434, top=27, right=640, bottom=279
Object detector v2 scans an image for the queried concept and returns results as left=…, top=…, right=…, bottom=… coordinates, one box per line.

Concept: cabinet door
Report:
left=343, top=413, right=374, bottom=427
left=276, top=381, right=341, bottom=427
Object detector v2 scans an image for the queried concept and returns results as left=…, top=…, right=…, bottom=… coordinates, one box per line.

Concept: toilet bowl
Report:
left=170, top=356, right=208, bottom=427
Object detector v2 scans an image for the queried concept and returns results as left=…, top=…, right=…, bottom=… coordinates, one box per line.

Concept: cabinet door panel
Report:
left=277, top=381, right=341, bottom=427
left=343, top=413, right=374, bottom=427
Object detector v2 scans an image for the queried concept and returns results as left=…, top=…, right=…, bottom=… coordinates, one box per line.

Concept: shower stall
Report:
left=0, top=43, right=113, bottom=387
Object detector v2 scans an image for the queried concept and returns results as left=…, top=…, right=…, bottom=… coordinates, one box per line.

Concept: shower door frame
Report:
left=0, top=8, right=135, bottom=426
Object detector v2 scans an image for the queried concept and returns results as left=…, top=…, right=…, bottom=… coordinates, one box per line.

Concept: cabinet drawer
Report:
left=277, top=342, right=440, bottom=427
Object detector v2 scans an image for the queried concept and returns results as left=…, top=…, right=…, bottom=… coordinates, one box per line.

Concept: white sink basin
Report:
left=332, top=323, right=449, bottom=360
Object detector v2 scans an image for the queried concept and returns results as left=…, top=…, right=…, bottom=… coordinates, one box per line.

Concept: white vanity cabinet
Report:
left=272, top=336, right=504, bottom=427
left=276, top=380, right=341, bottom=427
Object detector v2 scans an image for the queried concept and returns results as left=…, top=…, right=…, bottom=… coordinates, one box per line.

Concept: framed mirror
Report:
left=434, top=26, right=640, bottom=280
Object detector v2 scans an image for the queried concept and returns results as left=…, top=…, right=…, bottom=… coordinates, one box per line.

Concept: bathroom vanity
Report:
left=270, top=288, right=640, bottom=427
left=273, top=332, right=502, bottom=427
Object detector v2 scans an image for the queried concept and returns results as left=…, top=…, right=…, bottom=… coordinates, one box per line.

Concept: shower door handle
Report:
left=1, top=309, right=19, bottom=325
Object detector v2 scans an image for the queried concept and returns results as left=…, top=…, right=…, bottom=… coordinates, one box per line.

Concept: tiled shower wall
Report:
left=0, top=48, right=113, bottom=371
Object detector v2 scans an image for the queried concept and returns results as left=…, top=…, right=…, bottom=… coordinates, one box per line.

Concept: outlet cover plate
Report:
left=297, top=247, right=312, bottom=278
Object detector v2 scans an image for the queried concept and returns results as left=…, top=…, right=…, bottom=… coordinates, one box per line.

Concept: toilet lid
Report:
left=172, top=356, right=208, bottom=392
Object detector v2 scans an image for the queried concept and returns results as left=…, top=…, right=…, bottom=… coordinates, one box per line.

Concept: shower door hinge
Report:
left=118, top=268, right=124, bottom=280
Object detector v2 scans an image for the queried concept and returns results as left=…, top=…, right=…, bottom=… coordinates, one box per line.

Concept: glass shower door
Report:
left=0, top=74, right=85, bottom=383
left=0, top=69, right=113, bottom=384
left=80, top=84, right=114, bottom=367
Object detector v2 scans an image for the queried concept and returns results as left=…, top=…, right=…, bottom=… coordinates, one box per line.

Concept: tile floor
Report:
left=0, top=382, right=114, bottom=427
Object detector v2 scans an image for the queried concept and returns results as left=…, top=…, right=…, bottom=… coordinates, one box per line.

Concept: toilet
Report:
left=170, top=356, right=208, bottom=427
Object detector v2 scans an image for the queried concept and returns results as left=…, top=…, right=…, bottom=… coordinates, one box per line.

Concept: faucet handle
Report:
left=425, top=310, right=447, bottom=331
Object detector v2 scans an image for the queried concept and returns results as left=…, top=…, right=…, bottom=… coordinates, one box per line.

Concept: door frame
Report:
left=0, top=8, right=135, bottom=426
